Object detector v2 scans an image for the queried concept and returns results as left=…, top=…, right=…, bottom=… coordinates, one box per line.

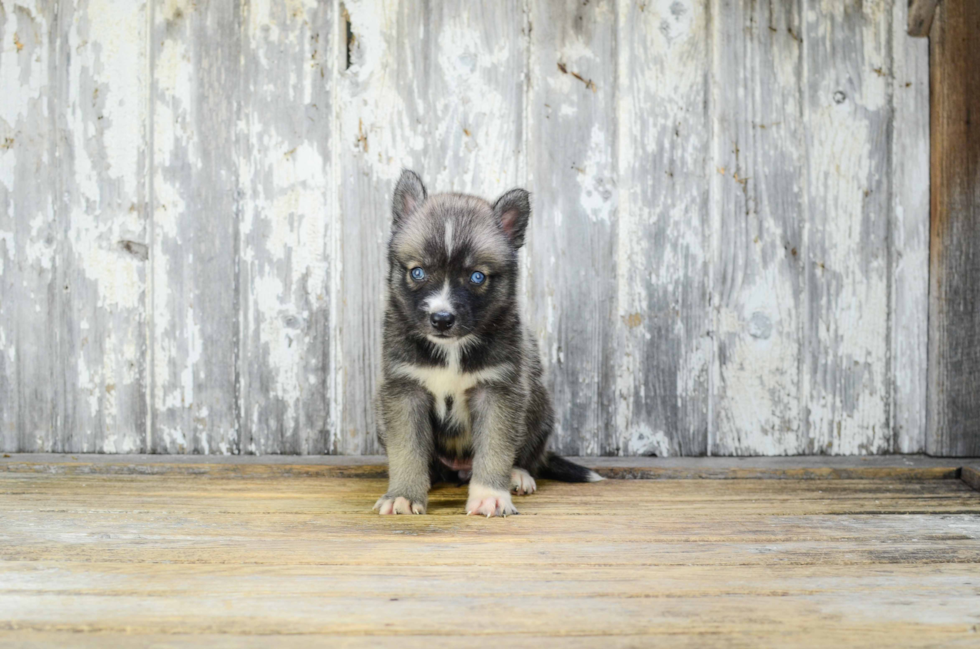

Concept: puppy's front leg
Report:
left=374, top=381, right=433, bottom=515
left=466, top=386, right=520, bottom=517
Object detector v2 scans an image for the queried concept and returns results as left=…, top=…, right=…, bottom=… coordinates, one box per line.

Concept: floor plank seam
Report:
left=961, top=466, right=980, bottom=492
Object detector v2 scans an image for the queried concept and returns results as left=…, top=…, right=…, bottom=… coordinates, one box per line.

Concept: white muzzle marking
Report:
left=424, top=279, right=453, bottom=315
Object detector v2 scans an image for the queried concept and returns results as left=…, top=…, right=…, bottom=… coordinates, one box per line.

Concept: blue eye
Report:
left=469, top=271, right=486, bottom=285
left=411, top=267, right=426, bottom=281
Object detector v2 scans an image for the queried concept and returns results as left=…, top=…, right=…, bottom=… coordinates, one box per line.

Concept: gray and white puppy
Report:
left=374, top=170, right=601, bottom=518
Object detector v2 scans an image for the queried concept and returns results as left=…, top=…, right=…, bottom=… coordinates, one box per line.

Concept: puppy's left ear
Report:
left=493, top=188, right=531, bottom=249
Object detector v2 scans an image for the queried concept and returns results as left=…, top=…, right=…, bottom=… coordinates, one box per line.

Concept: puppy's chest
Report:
left=405, top=363, right=476, bottom=430
left=391, top=350, right=511, bottom=448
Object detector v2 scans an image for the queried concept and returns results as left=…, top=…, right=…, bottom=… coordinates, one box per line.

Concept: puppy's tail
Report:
left=538, top=452, right=604, bottom=483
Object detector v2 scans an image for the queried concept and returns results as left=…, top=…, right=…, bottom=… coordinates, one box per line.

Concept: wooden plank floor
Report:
left=1, top=463, right=979, bottom=647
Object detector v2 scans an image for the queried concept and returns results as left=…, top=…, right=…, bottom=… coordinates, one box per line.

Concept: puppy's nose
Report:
left=430, top=311, right=455, bottom=332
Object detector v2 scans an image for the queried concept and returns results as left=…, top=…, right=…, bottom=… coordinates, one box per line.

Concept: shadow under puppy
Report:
left=374, top=170, right=602, bottom=518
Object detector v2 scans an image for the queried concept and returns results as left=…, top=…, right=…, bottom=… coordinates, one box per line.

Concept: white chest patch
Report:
left=390, top=344, right=509, bottom=436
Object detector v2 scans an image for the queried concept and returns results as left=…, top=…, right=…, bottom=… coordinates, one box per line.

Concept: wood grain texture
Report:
left=890, top=0, right=930, bottom=453
left=615, top=0, right=710, bottom=456
left=1, top=467, right=979, bottom=646
left=238, top=0, right=334, bottom=455
left=710, top=0, right=805, bottom=455
left=526, top=0, right=617, bottom=455
left=335, top=0, right=525, bottom=453
left=0, top=1, right=148, bottom=453
left=927, top=0, right=980, bottom=457
left=907, top=0, right=939, bottom=37
left=0, top=453, right=967, bottom=481
left=149, top=0, right=241, bottom=454
left=802, top=0, right=892, bottom=454
left=963, top=466, right=980, bottom=492
left=0, top=1, right=60, bottom=452
left=5, top=633, right=973, bottom=649
left=0, top=1, right=934, bottom=457
left=58, top=0, right=149, bottom=453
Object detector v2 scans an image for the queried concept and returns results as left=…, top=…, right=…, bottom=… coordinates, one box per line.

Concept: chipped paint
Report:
left=615, top=0, right=710, bottom=457
left=575, top=124, right=616, bottom=224
left=625, top=423, right=672, bottom=457
left=238, top=0, right=333, bottom=455
left=0, top=0, right=929, bottom=457
left=888, top=0, right=929, bottom=453
left=801, top=0, right=895, bottom=455
left=708, top=0, right=805, bottom=455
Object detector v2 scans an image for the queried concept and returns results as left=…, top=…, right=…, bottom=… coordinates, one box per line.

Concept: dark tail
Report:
left=537, top=452, right=604, bottom=483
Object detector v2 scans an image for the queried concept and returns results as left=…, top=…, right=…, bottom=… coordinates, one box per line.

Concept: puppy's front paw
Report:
left=510, top=468, right=537, bottom=495
left=466, top=484, right=518, bottom=517
left=374, top=495, right=426, bottom=515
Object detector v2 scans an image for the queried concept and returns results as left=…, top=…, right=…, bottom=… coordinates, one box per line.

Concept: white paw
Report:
left=510, top=468, right=537, bottom=495
left=373, top=495, right=426, bottom=515
left=466, top=483, right=518, bottom=517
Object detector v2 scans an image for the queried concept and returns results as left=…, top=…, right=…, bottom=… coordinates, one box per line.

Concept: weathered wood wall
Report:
left=927, top=0, right=980, bottom=457
left=0, top=0, right=929, bottom=456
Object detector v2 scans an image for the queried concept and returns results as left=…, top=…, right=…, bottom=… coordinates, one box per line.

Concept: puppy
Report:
left=374, top=170, right=602, bottom=517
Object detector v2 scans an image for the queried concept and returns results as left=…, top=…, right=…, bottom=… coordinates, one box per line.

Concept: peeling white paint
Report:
left=236, top=0, right=334, bottom=454
left=625, top=424, right=672, bottom=457
left=24, top=213, right=54, bottom=270
left=154, top=39, right=189, bottom=97
left=0, top=5, right=47, bottom=124
left=0, top=229, right=12, bottom=276
left=802, top=0, right=894, bottom=455
left=0, top=0, right=930, bottom=457
left=575, top=124, right=616, bottom=224
left=81, top=0, right=145, bottom=199
left=68, top=217, right=142, bottom=310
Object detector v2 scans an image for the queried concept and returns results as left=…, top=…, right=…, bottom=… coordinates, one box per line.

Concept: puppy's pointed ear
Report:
left=493, top=188, right=531, bottom=249
left=392, top=169, right=427, bottom=227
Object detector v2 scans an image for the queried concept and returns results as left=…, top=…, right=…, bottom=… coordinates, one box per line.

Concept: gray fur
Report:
left=375, top=170, right=598, bottom=516
left=492, top=188, right=532, bottom=248
left=391, top=169, right=427, bottom=226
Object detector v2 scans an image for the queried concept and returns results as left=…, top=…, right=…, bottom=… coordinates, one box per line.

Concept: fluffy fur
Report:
left=374, top=170, right=602, bottom=517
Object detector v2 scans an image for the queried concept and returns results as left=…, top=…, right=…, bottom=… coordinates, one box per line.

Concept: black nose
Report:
left=430, top=311, right=455, bottom=332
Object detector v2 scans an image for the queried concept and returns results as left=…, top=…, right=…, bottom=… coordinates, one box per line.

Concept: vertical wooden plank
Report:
left=802, top=0, right=892, bottom=454
left=336, top=0, right=525, bottom=454
left=907, top=0, right=939, bottom=37
left=709, top=0, right=805, bottom=455
left=239, top=0, right=334, bottom=455
left=0, top=0, right=934, bottom=459
left=150, top=0, right=241, bottom=453
left=927, top=0, right=980, bottom=456
left=56, top=0, right=148, bottom=452
left=0, top=1, right=59, bottom=452
left=890, top=0, right=929, bottom=453
left=615, top=0, right=710, bottom=456
left=526, top=0, right=617, bottom=456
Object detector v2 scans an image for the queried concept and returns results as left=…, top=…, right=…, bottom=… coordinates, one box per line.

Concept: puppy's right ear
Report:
left=392, top=169, right=427, bottom=227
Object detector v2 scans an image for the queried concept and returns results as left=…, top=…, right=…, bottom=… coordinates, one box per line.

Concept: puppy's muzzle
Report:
left=430, top=311, right=455, bottom=332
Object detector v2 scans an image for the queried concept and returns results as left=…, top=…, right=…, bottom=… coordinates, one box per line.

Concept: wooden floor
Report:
left=2, top=459, right=980, bottom=648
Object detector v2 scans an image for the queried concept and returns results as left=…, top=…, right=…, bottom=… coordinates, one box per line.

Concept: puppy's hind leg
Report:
left=374, top=380, right=433, bottom=515
left=510, top=467, right=536, bottom=495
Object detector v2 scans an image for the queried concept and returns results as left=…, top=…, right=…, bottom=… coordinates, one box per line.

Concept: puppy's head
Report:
left=387, top=169, right=530, bottom=343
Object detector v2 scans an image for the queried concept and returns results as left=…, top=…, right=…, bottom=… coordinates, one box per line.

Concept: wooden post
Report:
left=908, top=0, right=940, bottom=37
left=927, top=0, right=980, bottom=456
